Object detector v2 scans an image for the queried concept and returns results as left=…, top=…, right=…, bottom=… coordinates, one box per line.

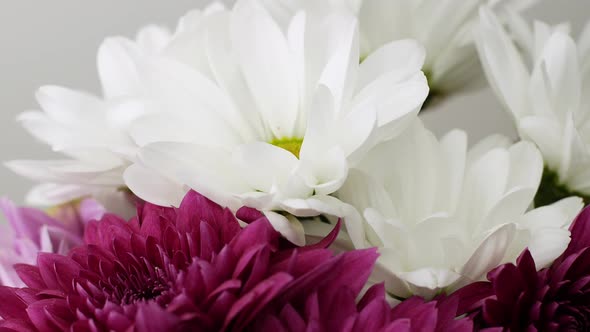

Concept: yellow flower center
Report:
left=45, top=197, right=86, bottom=222
left=270, top=137, right=304, bottom=158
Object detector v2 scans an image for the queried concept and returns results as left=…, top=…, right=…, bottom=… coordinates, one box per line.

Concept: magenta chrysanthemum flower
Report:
left=0, top=191, right=388, bottom=332
left=0, top=198, right=104, bottom=287
left=250, top=283, right=473, bottom=331
left=0, top=190, right=473, bottom=331
left=453, top=206, right=590, bottom=331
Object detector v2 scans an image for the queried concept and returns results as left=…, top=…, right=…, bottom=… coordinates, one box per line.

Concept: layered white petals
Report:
left=261, top=0, right=537, bottom=98
left=508, top=196, right=584, bottom=268
left=122, top=0, right=426, bottom=244
left=136, top=142, right=248, bottom=210
left=358, top=0, right=537, bottom=95
left=475, top=7, right=530, bottom=118
left=338, top=120, right=582, bottom=297
left=8, top=7, right=225, bottom=206
left=457, top=223, right=516, bottom=289
left=231, top=0, right=299, bottom=139
left=476, top=8, right=590, bottom=194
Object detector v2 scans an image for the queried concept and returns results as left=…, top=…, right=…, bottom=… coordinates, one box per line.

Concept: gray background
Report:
left=0, top=0, right=588, bottom=204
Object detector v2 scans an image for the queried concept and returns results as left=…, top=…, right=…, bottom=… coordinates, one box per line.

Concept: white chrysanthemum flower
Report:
left=357, top=0, right=543, bottom=100
left=338, top=120, right=583, bottom=298
left=260, top=0, right=539, bottom=103
left=476, top=8, right=590, bottom=206
left=124, top=0, right=428, bottom=246
left=5, top=4, right=225, bottom=206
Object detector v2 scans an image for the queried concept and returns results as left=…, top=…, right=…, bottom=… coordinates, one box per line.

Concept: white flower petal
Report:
left=475, top=7, right=531, bottom=118
left=124, top=164, right=187, bottom=207
left=205, top=10, right=267, bottom=140
left=25, top=183, right=95, bottom=206
left=136, top=25, right=172, bottom=54
left=300, top=85, right=336, bottom=158
left=5, top=160, right=123, bottom=186
left=397, top=268, right=462, bottom=298
left=97, top=37, right=143, bottom=99
left=506, top=141, right=543, bottom=190
left=510, top=196, right=583, bottom=267
left=281, top=195, right=365, bottom=248
left=263, top=211, right=305, bottom=246
left=35, top=86, right=103, bottom=126
left=316, top=13, right=359, bottom=112
left=231, top=0, right=298, bottom=138
left=458, top=223, right=515, bottom=289
left=299, top=146, right=348, bottom=196
left=437, top=129, right=467, bottom=212
left=518, top=116, right=564, bottom=170
left=459, top=147, right=510, bottom=222
left=233, top=142, right=299, bottom=193
left=466, top=133, right=512, bottom=163
left=136, top=58, right=247, bottom=146
left=539, top=32, right=581, bottom=119
left=136, top=142, right=248, bottom=210
left=371, top=248, right=413, bottom=299
left=357, top=39, right=425, bottom=92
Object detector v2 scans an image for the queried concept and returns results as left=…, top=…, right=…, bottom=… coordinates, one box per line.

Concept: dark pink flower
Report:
left=250, top=283, right=473, bottom=332
left=0, top=191, right=381, bottom=332
left=453, top=206, right=590, bottom=331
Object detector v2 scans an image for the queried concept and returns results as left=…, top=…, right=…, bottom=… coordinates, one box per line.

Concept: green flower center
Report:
left=271, top=137, right=304, bottom=158
left=534, top=167, right=590, bottom=207
left=421, top=70, right=443, bottom=110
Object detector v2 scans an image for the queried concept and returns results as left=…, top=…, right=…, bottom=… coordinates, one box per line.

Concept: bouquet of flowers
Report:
left=1, top=0, right=589, bottom=331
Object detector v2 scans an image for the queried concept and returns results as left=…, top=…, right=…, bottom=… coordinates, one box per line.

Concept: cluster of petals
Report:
left=476, top=7, right=590, bottom=202
left=338, top=119, right=583, bottom=298
left=7, top=0, right=431, bottom=248
left=261, top=0, right=539, bottom=99
left=3, top=2, right=590, bottom=331
left=121, top=0, right=429, bottom=248
left=0, top=191, right=470, bottom=331
left=453, top=206, right=590, bottom=331
left=0, top=198, right=104, bottom=287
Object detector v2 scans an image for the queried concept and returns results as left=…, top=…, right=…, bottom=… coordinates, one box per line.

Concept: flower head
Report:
left=0, top=198, right=104, bottom=287
left=4, top=4, right=222, bottom=207
left=454, top=206, right=590, bottom=331
left=261, top=0, right=539, bottom=103
left=338, top=119, right=583, bottom=298
left=123, top=0, right=428, bottom=246
left=6, top=0, right=428, bottom=247
left=0, top=191, right=389, bottom=332
left=476, top=8, right=590, bottom=206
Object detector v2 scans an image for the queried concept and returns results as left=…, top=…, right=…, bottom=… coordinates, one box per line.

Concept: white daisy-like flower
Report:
left=260, top=0, right=539, bottom=104
left=337, top=119, right=583, bottom=298
left=5, top=4, right=224, bottom=207
left=123, top=0, right=428, bottom=246
left=357, top=0, right=543, bottom=101
left=476, top=7, right=590, bottom=206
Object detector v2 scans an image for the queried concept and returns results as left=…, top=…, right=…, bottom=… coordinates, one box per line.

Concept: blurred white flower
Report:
left=476, top=7, right=590, bottom=205
left=338, top=120, right=583, bottom=298
left=261, top=0, right=540, bottom=104
left=125, top=0, right=428, bottom=246
left=5, top=5, right=224, bottom=207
